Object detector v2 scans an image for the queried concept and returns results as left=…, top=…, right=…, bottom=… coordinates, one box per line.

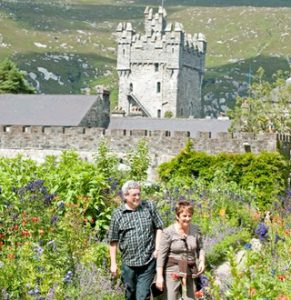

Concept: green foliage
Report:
left=0, top=147, right=290, bottom=299
left=164, top=111, right=173, bottom=118
left=224, top=227, right=290, bottom=300
left=0, top=153, right=124, bottom=299
left=206, top=230, right=251, bottom=267
left=158, top=144, right=289, bottom=208
left=0, top=59, right=35, bottom=94
left=94, top=138, right=119, bottom=180
left=125, top=139, right=150, bottom=182
left=229, top=68, right=291, bottom=134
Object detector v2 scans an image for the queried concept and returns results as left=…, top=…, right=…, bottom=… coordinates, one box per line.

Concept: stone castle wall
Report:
left=116, top=6, right=206, bottom=118
left=1, top=125, right=290, bottom=179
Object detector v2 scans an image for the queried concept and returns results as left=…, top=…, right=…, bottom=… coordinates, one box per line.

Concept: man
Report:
left=108, top=180, right=163, bottom=300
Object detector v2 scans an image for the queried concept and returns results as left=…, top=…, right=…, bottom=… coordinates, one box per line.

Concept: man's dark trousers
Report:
left=121, top=259, right=156, bottom=300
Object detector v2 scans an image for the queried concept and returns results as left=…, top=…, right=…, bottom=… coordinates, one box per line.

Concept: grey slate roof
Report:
left=0, top=94, right=99, bottom=126
left=109, top=117, right=231, bottom=137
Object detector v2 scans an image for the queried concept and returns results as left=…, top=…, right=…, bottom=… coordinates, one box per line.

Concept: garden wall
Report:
left=0, top=125, right=290, bottom=179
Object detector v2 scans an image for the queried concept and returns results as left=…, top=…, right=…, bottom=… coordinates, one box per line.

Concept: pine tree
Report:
left=0, top=59, right=35, bottom=94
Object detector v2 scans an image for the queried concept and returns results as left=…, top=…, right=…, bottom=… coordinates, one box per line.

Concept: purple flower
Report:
left=50, top=215, right=58, bottom=225
left=255, top=223, right=268, bottom=241
left=244, top=243, right=252, bottom=250
left=199, top=275, right=209, bottom=287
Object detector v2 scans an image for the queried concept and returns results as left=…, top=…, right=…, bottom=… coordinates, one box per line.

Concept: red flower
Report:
left=276, top=295, right=288, bottom=300
left=31, top=217, right=40, bottom=223
left=170, top=272, right=180, bottom=281
left=7, top=253, right=15, bottom=260
left=0, top=241, right=4, bottom=247
left=21, top=230, right=30, bottom=237
left=195, top=290, right=204, bottom=298
left=0, top=233, right=5, bottom=238
left=278, top=275, right=286, bottom=282
left=11, top=224, right=19, bottom=231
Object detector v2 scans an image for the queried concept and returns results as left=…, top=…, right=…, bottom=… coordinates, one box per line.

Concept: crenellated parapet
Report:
left=116, top=6, right=206, bottom=56
left=0, top=125, right=289, bottom=156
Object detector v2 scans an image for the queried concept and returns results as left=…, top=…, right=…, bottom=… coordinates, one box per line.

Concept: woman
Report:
left=155, top=201, right=205, bottom=300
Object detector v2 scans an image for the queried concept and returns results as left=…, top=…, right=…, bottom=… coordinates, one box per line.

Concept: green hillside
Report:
left=0, top=0, right=290, bottom=114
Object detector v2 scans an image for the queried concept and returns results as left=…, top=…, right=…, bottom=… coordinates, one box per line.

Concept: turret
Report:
left=197, top=33, right=207, bottom=54
left=116, top=22, right=133, bottom=71
left=144, top=6, right=153, bottom=37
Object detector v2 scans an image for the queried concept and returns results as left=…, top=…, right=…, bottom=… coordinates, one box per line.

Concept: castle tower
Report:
left=116, top=6, right=207, bottom=118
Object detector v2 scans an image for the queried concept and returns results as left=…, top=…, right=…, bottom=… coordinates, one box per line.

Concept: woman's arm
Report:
left=153, top=228, right=163, bottom=258
left=197, top=249, right=205, bottom=274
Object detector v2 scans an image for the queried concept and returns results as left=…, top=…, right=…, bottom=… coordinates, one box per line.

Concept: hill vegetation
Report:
left=0, top=0, right=290, bottom=113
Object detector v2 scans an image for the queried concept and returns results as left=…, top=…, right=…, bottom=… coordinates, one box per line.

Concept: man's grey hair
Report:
left=121, top=180, right=141, bottom=196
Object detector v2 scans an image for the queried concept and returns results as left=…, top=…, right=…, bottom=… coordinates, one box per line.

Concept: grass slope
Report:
left=0, top=0, right=290, bottom=114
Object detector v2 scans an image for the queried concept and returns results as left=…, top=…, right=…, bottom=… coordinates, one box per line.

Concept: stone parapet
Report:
left=0, top=125, right=285, bottom=154
left=1, top=125, right=289, bottom=180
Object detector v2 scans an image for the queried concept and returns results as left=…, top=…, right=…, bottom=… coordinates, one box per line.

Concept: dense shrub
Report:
left=158, top=142, right=290, bottom=208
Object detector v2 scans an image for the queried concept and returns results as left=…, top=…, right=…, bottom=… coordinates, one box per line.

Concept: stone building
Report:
left=0, top=90, right=110, bottom=128
left=116, top=6, right=206, bottom=118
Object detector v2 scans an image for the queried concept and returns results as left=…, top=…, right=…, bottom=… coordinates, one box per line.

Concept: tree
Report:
left=0, top=59, right=35, bottom=94
left=229, top=68, right=291, bottom=134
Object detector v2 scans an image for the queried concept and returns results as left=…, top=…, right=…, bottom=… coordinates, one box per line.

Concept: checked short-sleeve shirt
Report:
left=108, top=200, right=163, bottom=267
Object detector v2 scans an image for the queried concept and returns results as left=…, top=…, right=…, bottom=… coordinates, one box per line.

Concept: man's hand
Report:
left=110, top=263, right=118, bottom=278
left=109, top=242, right=118, bottom=277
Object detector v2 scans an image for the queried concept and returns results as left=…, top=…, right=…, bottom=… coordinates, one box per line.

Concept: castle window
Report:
left=172, top=48, right=174, bottom=53
left=157, top=109, right=161, bottom=118
left=157, top=82, right=161, bottom=93
left=123, top=49, right=125, bottom=55
left=243, top=142, right=251, bottom=153
left=129, top=83, right=133, bottom=92
left=4, top=126, right=11, bottom=133
left=154, top=63, right=159, bottom=72
left=180, top=108, right=184, bottom=115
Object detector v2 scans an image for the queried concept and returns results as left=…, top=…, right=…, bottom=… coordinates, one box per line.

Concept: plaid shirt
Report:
left=108, top=200, right=163, bottom=267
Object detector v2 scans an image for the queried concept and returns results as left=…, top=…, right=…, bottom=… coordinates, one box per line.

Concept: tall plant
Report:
left=126, top=139, right=150, bottom=182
